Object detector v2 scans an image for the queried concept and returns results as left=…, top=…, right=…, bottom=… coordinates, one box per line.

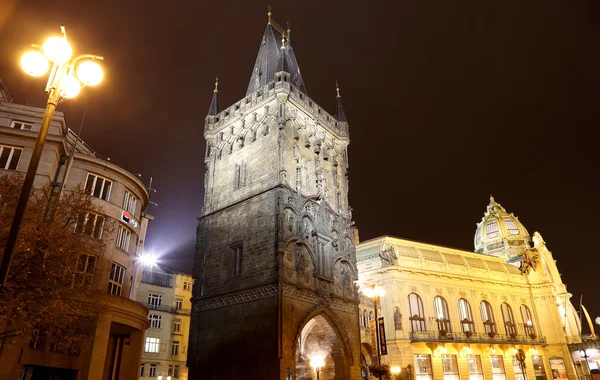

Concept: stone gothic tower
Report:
left=188, top=12, right=361, bottom=380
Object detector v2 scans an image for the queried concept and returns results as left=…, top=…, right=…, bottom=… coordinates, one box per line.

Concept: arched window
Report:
left=369, top=311, right=374, bottom=321
left=503, top=218, right=520, bottom=235
left=520, top=305, right=535, bottom=337
left=486, top=219, right=499, bottom=239
left=408, top=293, right=426, bottom=333
left=501, top=303, right=517, bottom=336
left=359, top=309, right=364, bottom=327
left=434, top=296, right=451, bottom=333
left=480, top=301, right=497, bottom=334
left=363, top=309, right=369, bottom=329
left=458, top=298, right=475, bottom=333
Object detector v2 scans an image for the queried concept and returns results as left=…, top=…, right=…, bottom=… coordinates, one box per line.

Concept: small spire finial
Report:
left=214, top=76, right=219, bottom=93
left=286, top=21, right=291, bottom=40
left=267, top=5, right=272, bottom=24
left=336, top=81, right=341, bottom=98
left=281, top=34, right=286, bottom=49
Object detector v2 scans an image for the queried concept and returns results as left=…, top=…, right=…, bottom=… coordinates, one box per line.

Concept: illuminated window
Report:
left=480, top=301, right=497, bottom=334
left=116, top=224, right=132, bottom=251
left=123, top=190, right=137, bottom=214
left=458, top=298, right=475, bottom=333
left=75, top=212, right=105, bottom=239
left=490, top=355, right=507, bottom=380
left=144, top=337, right=159, bottom=353
left=0, top=145, right=22, bottom=170
left=149, top=314, right=162, bottom=329
left=414, top=354, right=433, bottom=380
left=10, top=120, right=33, bottom=130
left=532, top=356, right=547, bottom=380
left=108, top=262, right=125, bottom=296
left=501, top=303, right=517, bottom=336
left=434, top=296, right=451, bottom=333
left=85, top=173, right=112, bottom=201
left=409, top=293, right=426, bottom=333
left=486, top=219, right=499, bottom=239
left=521, top=305, right=536, bottom=337
left=148, top=293, right=162, bottom=307
left=512, top=356, right=526, bottom=380
left=442, top=355, right=459, bottom=380
left=467, top=355, right=484, bottom=380
left=503, top=218, right=520, bottom=235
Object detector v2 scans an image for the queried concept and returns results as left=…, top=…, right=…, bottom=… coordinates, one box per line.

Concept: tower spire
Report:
left=335, top=81, right=347, bottom=122
left=207, top=76, right=219, bottom=116
left=267, top=5, right=272, bottom=24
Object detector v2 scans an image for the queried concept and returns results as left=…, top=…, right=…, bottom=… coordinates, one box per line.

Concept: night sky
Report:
left=1, top=1, right=598, bottom=328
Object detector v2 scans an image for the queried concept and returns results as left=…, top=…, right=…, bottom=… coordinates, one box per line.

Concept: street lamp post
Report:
left=363, top=284, right=386, bottom=380
left=310, top=356, right=325, bottom=380
left=579, top=349, right=591, bottom=380
left=0, top=26, right=103, bottom=287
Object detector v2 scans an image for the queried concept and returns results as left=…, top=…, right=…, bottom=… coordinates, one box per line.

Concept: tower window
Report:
left=10, top=121, right=33, bottom=130
left=503, top=218, right=520, bottom=235
left=486, top=219, right=499, bottom=239
left=230, top=244, right=243, bottom=277
left=234, top=161, right=247, bottom=190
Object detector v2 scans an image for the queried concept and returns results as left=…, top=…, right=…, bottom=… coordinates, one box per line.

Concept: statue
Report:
left=520, top=248, right=540, bottom=275
left=379, top=241, right=397, bottom=266
left=532, top=231, right=546, bottom=249
left=394, top=308, right=403, bottom=330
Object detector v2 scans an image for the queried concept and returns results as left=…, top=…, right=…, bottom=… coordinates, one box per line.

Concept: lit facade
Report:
left=0, top=87, right=152, bottom=379
left=137, top=266, right=193, bottom=380
left=357, top=198, right=582, bottom=380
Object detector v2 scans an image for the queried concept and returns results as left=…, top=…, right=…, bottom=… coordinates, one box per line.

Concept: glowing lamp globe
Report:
left=374, top=285, right=386, bottom=297
left=362, top=287, right=375, bottom=298
left=310, top=356, right=325, bottom=369
left=139, top=254, right=157, bottom=267
left=391, top=366, right=401, bottom=374
left=43, top=36, right=72, bottom=64
left=60, top=75, right=81, bottom=98
left=21, top=51, right=50, bottom=77
left=77, top=61, right=103, bottom=86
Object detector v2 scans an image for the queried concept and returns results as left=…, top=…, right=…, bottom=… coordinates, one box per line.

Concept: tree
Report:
left=0, top=172, right=113, bottom=352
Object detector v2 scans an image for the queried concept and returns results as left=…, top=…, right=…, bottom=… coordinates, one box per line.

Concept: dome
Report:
left=474, top=196, right=530, bottom=259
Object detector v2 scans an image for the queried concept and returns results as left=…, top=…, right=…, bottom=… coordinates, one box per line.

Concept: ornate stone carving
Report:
left=200, top=284, right=278, bottom=310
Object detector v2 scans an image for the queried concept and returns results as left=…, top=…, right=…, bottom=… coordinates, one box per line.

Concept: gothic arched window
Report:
left=434, top=296, right=451, bottom=333
left=408, top=293, right=426, bottom=333
left=458, top=298, right=475, bottom=333
left=520, top=305, right=535, bottom=337
left=501, top=303, right=517, bottom=336
left=480, top=301, right=497, bottom=334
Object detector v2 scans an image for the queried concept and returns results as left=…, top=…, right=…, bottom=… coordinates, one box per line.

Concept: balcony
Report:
left=146, top=303, right=191, bottom=315
left=141, top=270, right=172, bottom=288
left=410, top=331, right=547, bottom=345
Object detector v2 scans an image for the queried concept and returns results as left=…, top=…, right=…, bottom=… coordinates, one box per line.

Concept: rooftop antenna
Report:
left=146, top=176, right=158, bottom=209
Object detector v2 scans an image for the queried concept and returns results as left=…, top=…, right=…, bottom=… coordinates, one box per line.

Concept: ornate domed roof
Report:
left=474, top=196, right=530, bottom=259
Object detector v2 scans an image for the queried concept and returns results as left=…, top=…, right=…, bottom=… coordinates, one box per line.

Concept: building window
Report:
left=434, top=296, right=451, bottom=333
left=414, top=354, right=433, bottom=380
left=363, top=310, right=369, bottom=329
left=10, top=121, right=33, bottom=130
left=123, top=190, right=137, bottom=214
left=441, top=354, right=459, bottom=380
left=475, top=227, right=482, bottom=246
left=85, top=173, right=112, bottom=201
left=116, top=224, right=132, bottom=251
left=140, top=363, right=145, bottom=377
left=149, top=364, right=157, bottom=376
left=171, top=341, right=179, bottom=355
left=486, top=219, right=499, bottom=239
left=73, top=253, right=97, bottom=287
left=145, top=337, right=160, bottom=353
left=234, top=161, right=247, bottom=190
left=75, top=212, right=105, bottom=239
left=149, top=314, right=162, bottom=328
left=173, top=365, right=179, bottom=378
left=175, top=298, right=183, bottom=310
left=467, top=355, right=484, bottom=380
left=504, top=218, right=520, bottom=235
left=173, top=319, right=181, bottom=333
left=148, top=293, right=162, bottom=307
left=480, top=300, right=497, bottom=334
left=108, top=262, right=125, bottom=296
left=501, top=303, right=517, bottom=336
left=458, top=298, right=475, bottom=333
left=0, top=145, right=22, bottom=171
left=230, top=244, right=243, bottom=277
left=520, top=305, right=536, bottom=337
left=532, top=356, right=547, bottom=380
left=408, top=293, right=426, bottom=333
left=512, top=356, right=526, bottom=380
left=490, top=355, right=507, bottom=380
left=183, top=281, right=191, bottom=291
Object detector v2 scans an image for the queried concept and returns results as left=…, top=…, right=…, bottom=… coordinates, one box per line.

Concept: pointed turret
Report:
left=246, top=8, right=306, bottom=95
left=335, top=82, right=347, bottom=122
left=207, top=77, right=219, bottom=116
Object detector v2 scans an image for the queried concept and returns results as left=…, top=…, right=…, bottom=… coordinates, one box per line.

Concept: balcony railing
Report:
left=146, top=303, right=191, bottom=315
left=410, top=331, right=547, bottom=345
left=141, top=270, right=172, bottom=288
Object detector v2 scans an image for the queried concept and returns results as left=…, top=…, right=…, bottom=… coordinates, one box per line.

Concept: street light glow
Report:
left=60, top=75, right=81, bottom=98
left=43, top=36, right=72, bottom=64
left=139, top=253, right=158, bottom=267
left=390, top=366, right=401, bottom=374
left=310, top=356, right=325, bottom=369
left=77, top=61, right=104, bottom=86
left=21, top=51, right=50, bottom=77
left=374, top=285, right=385, bottom=297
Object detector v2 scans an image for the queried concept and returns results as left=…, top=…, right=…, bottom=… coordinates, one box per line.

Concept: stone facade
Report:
left=188, top=15, right=361, bottom=380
